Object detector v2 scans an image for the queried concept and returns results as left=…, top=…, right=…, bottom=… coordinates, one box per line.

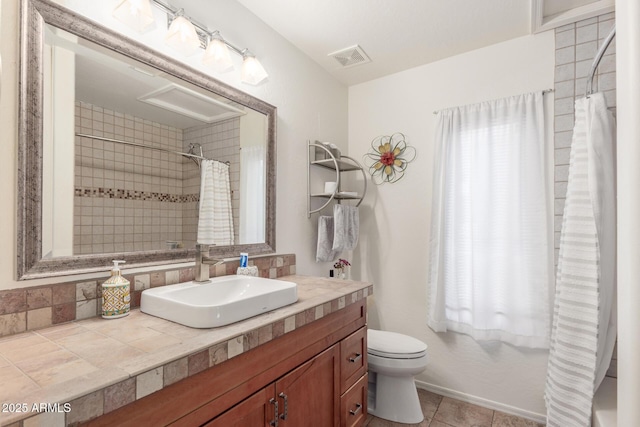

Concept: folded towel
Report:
left=332, top=205, right=359, bottom=252
left=316, top=216, right=340, bottom=262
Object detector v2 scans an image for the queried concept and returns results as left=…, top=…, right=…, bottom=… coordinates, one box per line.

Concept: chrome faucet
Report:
left=194, top=244, right=224, bottom=283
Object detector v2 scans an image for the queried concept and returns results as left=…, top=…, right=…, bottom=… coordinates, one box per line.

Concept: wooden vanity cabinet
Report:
left=206, top=345, right=340, bottom=426
left=86, top=299, right=367, bottom=427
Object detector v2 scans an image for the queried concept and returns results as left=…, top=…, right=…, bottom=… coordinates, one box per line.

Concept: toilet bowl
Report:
left=367, top=329, right=428, bottom=424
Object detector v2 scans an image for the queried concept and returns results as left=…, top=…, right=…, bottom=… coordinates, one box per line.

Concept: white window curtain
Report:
left=239, top=145, right=265, bottom=243
left=427, top=92, right=553, bottom=349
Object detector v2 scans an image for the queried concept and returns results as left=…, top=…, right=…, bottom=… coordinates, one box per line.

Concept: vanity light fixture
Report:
left=241, top=49, right=269, bottom=86
left=164, top=10, right=201, bottom=56
left=113, top=0, right=156, bottom=33
left=203, top=31, right=234, bottom=73
left=112, top=0, right=268, bottom=84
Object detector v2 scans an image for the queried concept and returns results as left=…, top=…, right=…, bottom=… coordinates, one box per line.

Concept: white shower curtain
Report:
left=545, top=92, right=617, bottom=427
left=239, top=146, right=265, bottom=243
left=197, top=159, right=234, bottom=246
left=427, top=92, right=553, bottom=349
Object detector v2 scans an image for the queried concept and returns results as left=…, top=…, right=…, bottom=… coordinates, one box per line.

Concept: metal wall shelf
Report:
left=307, top=140, right=367, bottom=218
left=310, top=158, right=362, bottom=172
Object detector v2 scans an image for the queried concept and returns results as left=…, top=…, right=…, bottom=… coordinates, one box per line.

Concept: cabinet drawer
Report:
left=341, top=373, right=368, bottom=427
left=341, top=327, right=367, bottom=393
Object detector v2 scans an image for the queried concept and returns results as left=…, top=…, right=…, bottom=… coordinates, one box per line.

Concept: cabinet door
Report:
left=204, top=385, right=276, bottom=427
left=276, top=345, right=340, bottom=427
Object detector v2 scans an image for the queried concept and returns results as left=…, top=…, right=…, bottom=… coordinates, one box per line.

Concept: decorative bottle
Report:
left=101, top=260, right=130, bottom=319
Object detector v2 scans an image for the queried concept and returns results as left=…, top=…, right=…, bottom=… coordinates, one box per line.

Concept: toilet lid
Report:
left=367, top=329, right=427, bottom=359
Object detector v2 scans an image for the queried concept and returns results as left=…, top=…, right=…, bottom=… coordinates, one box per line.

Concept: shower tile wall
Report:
left=182, top=118, right=241, bottom=245
left=553, top=13, right=617, bottom=378
left=74, top=102, right=185, bottom=254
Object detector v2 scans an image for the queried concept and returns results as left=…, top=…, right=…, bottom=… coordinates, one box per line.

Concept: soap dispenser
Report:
left=101, top=260, right=130, bottom=319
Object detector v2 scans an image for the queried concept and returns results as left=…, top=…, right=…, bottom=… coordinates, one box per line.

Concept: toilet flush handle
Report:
left=348, top=352, right=362, bottom=363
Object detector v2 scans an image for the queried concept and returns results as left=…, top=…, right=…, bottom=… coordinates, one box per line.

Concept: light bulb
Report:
left=203, top=33, right=234, bottom=73
left=113, top=0, right=155, bottom=33
left=241, top=50, right=268, bottom=85
left=164, top=12, right=201, bottom=56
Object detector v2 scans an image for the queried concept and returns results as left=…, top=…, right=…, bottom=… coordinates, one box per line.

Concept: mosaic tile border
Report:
left=75, top=187, right=200, bottom=203
left=0, top=254, right=296, bottom=338
left=13, top=284, right=372, bottom=426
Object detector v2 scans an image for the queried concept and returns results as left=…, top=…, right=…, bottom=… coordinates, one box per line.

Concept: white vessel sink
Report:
left=140, top=275, right=298, bottom=328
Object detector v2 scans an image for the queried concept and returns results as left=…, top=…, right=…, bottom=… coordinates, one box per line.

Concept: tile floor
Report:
left=364, top=388, right=545, bottom=427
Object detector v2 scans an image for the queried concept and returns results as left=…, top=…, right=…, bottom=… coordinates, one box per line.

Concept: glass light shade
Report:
left=203, top=36, right=234, bottom=73
left=113, top=0, right=156, bottom=33
left=164, top=15, right=201, bottom=56
left=241, top=52, right=268, bottom=85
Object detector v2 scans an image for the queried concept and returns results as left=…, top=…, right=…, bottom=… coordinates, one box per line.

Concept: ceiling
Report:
left=233, top=0, right=603, bottom=86
left=47, top=25, right=247, bottom=129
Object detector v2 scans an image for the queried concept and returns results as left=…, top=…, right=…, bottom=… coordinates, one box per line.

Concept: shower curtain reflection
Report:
left=197, top=159, right=234, bottom=246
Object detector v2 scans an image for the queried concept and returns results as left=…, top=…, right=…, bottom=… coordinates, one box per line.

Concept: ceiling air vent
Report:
left=328, top=45, right=371, bottom=68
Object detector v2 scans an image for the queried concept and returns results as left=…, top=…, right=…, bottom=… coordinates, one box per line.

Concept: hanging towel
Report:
left=316, top=216, right=339, bottom=262
left=332, top=204, right=359, bottom=252
left=197, top=159, right=234, bottom=246
left=544, top=92, right=616, bottom=427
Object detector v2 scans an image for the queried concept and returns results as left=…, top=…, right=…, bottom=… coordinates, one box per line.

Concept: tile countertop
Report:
left=0, top=275, right=373, bottom=426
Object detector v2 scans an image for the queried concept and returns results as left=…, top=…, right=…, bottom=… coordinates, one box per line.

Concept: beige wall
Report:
left=348, top=33, right=555, bottom=421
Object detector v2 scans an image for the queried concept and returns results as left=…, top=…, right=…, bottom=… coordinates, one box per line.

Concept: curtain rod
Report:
left=432, top=89, right=554, bottom=115
left=75, top=133, right=230, bottom=166
left=586, top=26, right=616, bottom=98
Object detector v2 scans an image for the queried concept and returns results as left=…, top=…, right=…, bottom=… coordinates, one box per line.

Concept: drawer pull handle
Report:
left=269, top=398, right=279, bottom=426
left=349, top=353, right=362, bottom=363
left=349, top=403, right=363, bottom=416
left=278, top=392, right=288, bottom=420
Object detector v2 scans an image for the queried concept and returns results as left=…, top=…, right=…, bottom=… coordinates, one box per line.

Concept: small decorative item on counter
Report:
left=237, top=266, right=259, bottom=276
left=237, top=252, right=258, bottom=276
left=363, top=132, right=417, bottom=185
left=333, top=258, right=351, bottom=280
left=101, top=260, right=130, bottom=319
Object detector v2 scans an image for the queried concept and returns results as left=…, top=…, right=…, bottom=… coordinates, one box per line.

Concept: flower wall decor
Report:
left=363, top=133, right=416, bottom=184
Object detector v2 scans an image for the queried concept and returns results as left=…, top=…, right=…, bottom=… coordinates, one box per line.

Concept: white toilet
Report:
left=367, top=329, right=428, bottom=424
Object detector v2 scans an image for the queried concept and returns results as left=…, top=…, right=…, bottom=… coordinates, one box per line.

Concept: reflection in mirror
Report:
left=18, top=0, right=276, bottom=279
left=42, top=25, right=267, bottom=258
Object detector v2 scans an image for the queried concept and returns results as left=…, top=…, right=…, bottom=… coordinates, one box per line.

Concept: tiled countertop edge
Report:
left=1, top=278, right=373, bottom=426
